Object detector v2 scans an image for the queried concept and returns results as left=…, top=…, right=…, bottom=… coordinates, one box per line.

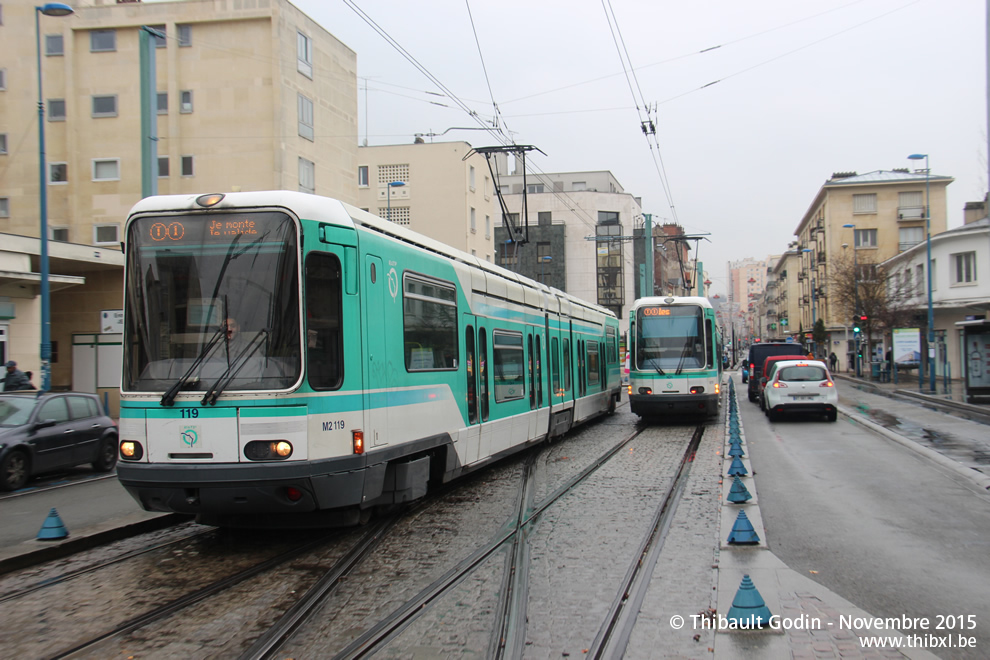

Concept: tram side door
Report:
left=364, top=254, right=390, bottom=447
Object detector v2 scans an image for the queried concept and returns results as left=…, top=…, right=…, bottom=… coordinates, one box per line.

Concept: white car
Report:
left=762, top=359, right=838, bottom=422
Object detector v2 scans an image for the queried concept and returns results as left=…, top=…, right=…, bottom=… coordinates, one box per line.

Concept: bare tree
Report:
left=828, top=251, right=919, bottom=369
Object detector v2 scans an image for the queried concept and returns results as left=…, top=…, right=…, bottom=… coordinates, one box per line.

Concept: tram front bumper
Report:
left=629, top=393, right=719, bottom=417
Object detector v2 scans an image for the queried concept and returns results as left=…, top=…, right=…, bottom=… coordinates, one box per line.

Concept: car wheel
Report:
left=92, top=436, right=118, bottom=472
left=1, top=450, right=30, bottom=491
left=767, top=409, right=778, bottom=423
left=827, top=410, right=837, bottom=422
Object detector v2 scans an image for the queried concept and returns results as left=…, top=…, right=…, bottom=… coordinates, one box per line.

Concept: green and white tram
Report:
left=116, top=191, right=621, bottom=526
left=627, top=296, right=723, bottom=418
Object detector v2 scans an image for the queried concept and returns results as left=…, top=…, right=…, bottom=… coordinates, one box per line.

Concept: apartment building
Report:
left=0, top=0, right=357, bottom=392
left=491, top=170, right=643, bottom=335
left=792, top=169, right=952, bottom=342
left=353, top=141, right=498, bottom=258
left=727, top=258, right=770, bottom=339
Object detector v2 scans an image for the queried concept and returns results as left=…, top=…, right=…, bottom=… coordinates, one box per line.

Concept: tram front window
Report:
left=636, top=306, right=706, bottom=372
left=123, top=212, right=301, bottom=392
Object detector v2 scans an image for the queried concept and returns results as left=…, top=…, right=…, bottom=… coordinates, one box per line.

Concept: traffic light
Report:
left=853, top=314, right=867, bottom=333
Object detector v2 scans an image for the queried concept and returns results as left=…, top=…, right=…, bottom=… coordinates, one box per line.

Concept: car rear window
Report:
left=778, top=366, right=828, bottom=381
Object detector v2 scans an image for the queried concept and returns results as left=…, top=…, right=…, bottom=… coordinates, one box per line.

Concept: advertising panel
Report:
left=892, top=328, right=920, bottom=365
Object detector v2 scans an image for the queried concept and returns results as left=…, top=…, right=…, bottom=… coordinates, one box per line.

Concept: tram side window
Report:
left=479, top=329, right=489, bottom=421
left=562, top=338, right=571, bottom=392
left=305, top=253, right=343, bottom=390
left=606, top=326, right=617, bottom=365
left=705, top=320, right=714, bottom=369
left=403, top=274, right=457, bottom=371
left=587, top=342, right=600, bottom=387
left=551, top=337, right=561, bottom=398
left=466, top=327, right=477, bottom=424
left=535, top=335, right=543, bottom=406
left=528, top=334, right=536, bottom=409
left=493, top=330, right=525, bottom=403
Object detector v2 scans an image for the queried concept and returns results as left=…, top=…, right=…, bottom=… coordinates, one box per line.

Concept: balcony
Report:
left=898, top=206, right=924, bottom=221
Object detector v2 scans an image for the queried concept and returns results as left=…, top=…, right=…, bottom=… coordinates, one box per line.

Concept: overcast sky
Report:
left=292, top=0, right=986, bottom=296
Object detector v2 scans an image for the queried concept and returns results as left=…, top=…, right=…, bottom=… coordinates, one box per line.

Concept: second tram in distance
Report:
left=627, top=296, right=723, bottom=418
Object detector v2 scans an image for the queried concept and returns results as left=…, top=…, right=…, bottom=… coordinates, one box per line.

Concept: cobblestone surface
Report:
left=523, top=417, right=699, bottom=657
left=624, top=408, right=724, bottom=659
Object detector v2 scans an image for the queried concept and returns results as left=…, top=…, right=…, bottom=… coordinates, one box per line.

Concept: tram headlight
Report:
left=244, top=440, right=293, bottom=461
left=120, top=440, right=143, bottom=461
left=690, top=386, right=705, bottom=394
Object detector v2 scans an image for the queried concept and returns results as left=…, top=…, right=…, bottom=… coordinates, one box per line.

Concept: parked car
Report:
left=757, top=353, right=809, bottom=411
left=746, top=342, right=804, bottom=402
left=0, top=392, right=118, bottom=491
left=762, top=360, right=838, bottom=422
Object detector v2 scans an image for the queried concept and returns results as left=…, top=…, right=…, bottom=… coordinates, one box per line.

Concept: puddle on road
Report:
left=844, top=386, right=990, bottom=466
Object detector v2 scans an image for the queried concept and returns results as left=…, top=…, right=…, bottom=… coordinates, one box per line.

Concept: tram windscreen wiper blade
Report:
left=201, top=329, right=269, bottom=406
left=160, top=326, right=226, bottom=407
left=675, top=336, right=694, bottom=375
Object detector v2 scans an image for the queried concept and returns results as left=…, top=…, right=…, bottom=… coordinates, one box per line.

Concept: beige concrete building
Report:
left=353, top=141, right=499, bottom=258
left=0, top=0, right=357, bottom=398
left=727, top=258, right=770, bottom=340
left=793, top=169, right=952, bottom=346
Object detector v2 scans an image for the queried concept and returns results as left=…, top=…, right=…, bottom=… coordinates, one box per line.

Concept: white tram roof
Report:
left=126, top=191, right=616, bottom=321
left=634, top=296, right=713, bottom=308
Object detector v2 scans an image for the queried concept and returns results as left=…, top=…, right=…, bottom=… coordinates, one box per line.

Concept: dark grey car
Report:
left=0, top=392, right=118, bottom=491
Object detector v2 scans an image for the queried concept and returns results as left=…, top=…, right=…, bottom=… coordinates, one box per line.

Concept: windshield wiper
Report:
left=201, top=329, right=269, bottom=406
left=675, top=336, right=694, bottom=375
left=160, top=326, right=226, bottom=407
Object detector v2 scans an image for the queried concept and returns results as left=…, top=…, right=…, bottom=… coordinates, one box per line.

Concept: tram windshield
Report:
left=636, top=305, right=707, bottom=372
left=123, top=211, right=300, bottom=393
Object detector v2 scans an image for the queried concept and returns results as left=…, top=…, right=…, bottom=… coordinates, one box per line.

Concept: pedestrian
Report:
left=23, top=371, right=37, bottom=390
left=2, top=361, right=32, bottom=391
left=829, top=351, right=838, bottom=372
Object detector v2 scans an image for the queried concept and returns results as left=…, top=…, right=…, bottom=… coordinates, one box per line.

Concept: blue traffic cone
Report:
left=727, top=456, right=748, bottom=476
left=726, top=574, right=772, bottom=627
left=37, top=507, right=69, bottom=541
left=728, top=443, right=744, bottom=457
left=727, top=476, right=752, bottom=503
left=727, top=510, right=760, bottom=544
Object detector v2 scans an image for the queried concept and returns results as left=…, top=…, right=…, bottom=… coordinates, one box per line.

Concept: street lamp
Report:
left=35, top=2, right=74, bottom=392
left=540, top=254, right=552, bottom=285
left=908, top=153, right=936, bottom=393
left=842, top=224, right=861, bottom=377
left=386, top=180, right=405, bottom=222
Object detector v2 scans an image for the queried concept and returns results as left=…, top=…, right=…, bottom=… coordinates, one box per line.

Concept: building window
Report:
left=538, top=211, right=551, bottom=226
left=378, top=207, right=410, bottom=225
left=180, top=90, right=193, bottom=113
left=0, top=198, right=8, bottom=218
left=297, top=31, right=313, bottom=78
left=537, top=242, right=551, bottom=261
left=177, top=24, right=192, bottom=47
left=158, top=156, right=169, bottom=177
left=484, top=176, right=490, bottom=199
left=598, top=211, right=620, bottom=225
left=51, top=227, right=69, bottom=242
left=499, top=246, right=518, bottom=267
left=898, top=191, right=924, bottom=219
left=470, top=208, right=476, bottom=233
left=573, top=181, right=587, bottom=191
left=854, top=228, right=877, bottom=248
left=378, top=163, right=409, bottom=184
left=92, top=159, right=119, bottom=181
left=485, top=215, right=490, bottom=239
left=358, top=165, right=369, bottom=187
left=181, top=155, right=194, bottom=177
left=853, top=193, right=877, bottom=214
left=914, top=264, right=924, bottom=295
left=403, top=274, right=457, bottom=371
left=48, top=98, right=66, bottom=121
left=157, top=92, right=168, bottom=114
left=952, top=252, right=976, bottom=284
left=931, top=259, right=937, bottom=290
left=49, top=162, right=67, bottom=184
left=527, top=183, right=544, bottom=194
left=46, top=34, right=64, bottom=56
left=90, top=30, right=116, bottom=52
left=297, top=93, right=314, bottom=141
left=94, top=224, right=119, bottom=245
left=92, top=95, right=118, bottom=118
left=0, top=69, right=5, bottom=90
left=299, top=157, right=315, bottom=194
left=0, top=133, right=6, bottom=155
left=149, top=24, right=167, bottom=48
left=469, top=165, right=475, bottom=191
left=898, top=226, right=923, bottom=251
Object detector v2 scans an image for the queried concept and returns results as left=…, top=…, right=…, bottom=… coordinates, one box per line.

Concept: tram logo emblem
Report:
left=387, top=268, right=399, bottom=301
left=180, top=427, right=199, bottom=447
left=666, top=381, right=673, bottom=389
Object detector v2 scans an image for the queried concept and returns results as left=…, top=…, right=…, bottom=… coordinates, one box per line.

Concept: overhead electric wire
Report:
left=464, top=0, right=509, bottom=137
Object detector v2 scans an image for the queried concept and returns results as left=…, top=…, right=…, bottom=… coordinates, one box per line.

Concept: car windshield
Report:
left=0, top=396, right=37, bottom=426
left=778, top=366, right=827, bottom=382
